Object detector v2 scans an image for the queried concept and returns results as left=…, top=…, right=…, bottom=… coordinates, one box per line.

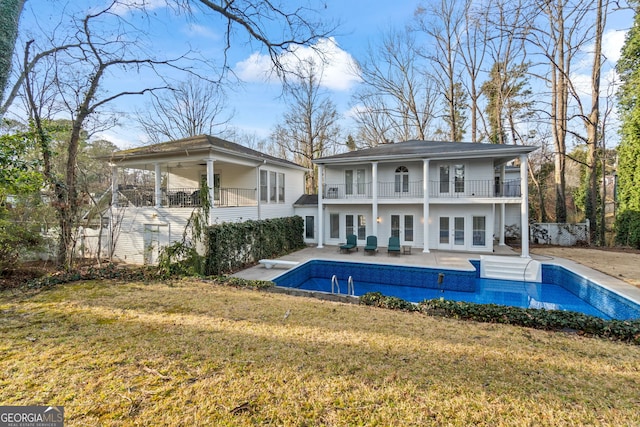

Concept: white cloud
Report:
left=234, top=37, right=361, bottom=91
left=110, top=0, right=168, bottom=16
left=602, top=29, right=626, bottom=63
left=183, top=23, right=220, bottom=41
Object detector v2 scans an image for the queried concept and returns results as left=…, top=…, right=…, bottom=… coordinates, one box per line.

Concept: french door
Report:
left=391, top=214, right=414, bottom=244
left=438, top=216, right=465, bottom=250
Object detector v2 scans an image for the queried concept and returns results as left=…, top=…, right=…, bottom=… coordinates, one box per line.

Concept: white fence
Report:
left=530, top=221, right=590, bottom=246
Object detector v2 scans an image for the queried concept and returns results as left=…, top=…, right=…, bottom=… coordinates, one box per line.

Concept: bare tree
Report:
left=415, top=0, right=467, bottom=141
left=271, top=58, right=341, bottom=194
left=137, top=77, right=233, bottom=143
left=458, top=0, right=489, bottom=142
left=352, top=29, right=438, bottom=146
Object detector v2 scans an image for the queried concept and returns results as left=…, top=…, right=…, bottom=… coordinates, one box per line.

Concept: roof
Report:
left=314, top=140, right=538, bottom=165
left=106, top=134, right=305, bottom=170
left=293, top=194, right=318, bottom=206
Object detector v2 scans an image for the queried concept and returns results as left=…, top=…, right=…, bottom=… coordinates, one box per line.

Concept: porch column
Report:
left=423, top=159, right=430, bottom=253
left=154, top=162, right=162, bottom=208
left=111, top=164, right=118, bottom=207
left=256, top=163, right=262, bottom=220
left=317, top=164, right=324, bottom=248
left=520, top=154, right=530, bottom=258
left=207, top=159, right=215, bottom=225
left=499, top=203, right=506, bottom=246
left=371, top=161, right=378, bottom=237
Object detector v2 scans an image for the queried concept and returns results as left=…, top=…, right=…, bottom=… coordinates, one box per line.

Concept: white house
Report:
left=105, top=135, right=307, bottom=264
left=303, top=140, right=538, bottom=257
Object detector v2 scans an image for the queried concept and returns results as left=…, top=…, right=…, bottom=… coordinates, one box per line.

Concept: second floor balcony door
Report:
left=345, top=169, right=366, bottom=196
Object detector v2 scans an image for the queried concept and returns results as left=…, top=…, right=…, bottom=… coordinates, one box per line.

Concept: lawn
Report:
left=1, top=278, right=639, bottom=426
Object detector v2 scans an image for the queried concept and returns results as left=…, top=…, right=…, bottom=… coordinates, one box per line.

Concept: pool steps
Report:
left=480, top=255, right=542, bottom=282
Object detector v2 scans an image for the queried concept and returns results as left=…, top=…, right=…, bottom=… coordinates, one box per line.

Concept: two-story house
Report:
left=105, top=135, right=307, bottom=264
left=302, top=140, right=537, bottom=257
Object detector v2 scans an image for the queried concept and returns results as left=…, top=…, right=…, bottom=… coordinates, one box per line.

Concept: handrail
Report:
left=347, top=276, right=355, bottom=296
left=331, top=275, right=340, bottom=294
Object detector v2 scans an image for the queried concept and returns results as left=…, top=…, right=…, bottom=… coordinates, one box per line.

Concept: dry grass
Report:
left=1, top=279, right=639, bottom=426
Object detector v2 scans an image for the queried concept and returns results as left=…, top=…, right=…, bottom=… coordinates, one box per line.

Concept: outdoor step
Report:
left=480, top=255, right=541, bottom=282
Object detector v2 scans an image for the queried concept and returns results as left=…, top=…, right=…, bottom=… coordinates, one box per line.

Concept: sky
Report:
left=15, top=0, right=634, bottom=149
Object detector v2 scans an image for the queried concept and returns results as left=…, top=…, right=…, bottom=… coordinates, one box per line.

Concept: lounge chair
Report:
left=340, top=234, right=358, bottom=253
left=364, top=235, right=378, bottom=255
left=387, top=236, right=401, bottom=256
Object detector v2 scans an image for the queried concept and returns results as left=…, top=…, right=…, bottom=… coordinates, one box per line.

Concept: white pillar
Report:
left=256, top=164, right=262, bottom=220
left=372, top=161, right=378, bottom=237
left=520, top=154, right=529, bottom=258
left=317, top=164, right=324, bottom=248
left=499, top=203, right=506, bottom=246
left=111, top=165, right=118, bottom=207
left=423, top=159, right=430, bottom=253
left=154, top=162, right=162, bottom=208
left=207, top=159, right=215, bottom=225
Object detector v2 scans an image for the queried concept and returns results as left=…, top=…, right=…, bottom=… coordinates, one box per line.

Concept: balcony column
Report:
left=422, top=159, right=430, bottom=253
left=317, top=164, right=324, bottom=248
left=111, top=164, right=118, bottom=207
left=499, top=164, right=506, bottom=246
left=206, top=159, right=215, bottom=225
left=154, top=162, right=162, bottom=208
left=371, top=161, right=378, bottom=237
left=520, top=154, right=529, bottom=258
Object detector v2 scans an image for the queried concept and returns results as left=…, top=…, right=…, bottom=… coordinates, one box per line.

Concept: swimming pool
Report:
left=272, top=260, right=640, bottom=320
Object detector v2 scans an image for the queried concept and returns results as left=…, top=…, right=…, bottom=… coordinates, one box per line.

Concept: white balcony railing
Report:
left=322, top=179, right=521, bottom=200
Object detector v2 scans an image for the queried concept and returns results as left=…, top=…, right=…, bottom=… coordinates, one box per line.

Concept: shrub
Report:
left=616, top=210, right=640, bottom=248
left=360, top=292, right=640, bottom=345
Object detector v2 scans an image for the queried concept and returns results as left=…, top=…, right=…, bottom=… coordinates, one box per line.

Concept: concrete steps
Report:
left=480, top=255, right=541, bottom=282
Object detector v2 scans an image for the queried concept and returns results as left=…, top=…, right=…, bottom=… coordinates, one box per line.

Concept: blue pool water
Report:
left=272, top=260, right=640, bottom=320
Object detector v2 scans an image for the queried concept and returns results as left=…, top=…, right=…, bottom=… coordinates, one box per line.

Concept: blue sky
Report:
left=16, top=1, right=633, bottom=149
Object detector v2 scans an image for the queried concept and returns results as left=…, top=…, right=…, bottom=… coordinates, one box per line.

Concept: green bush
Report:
left=359, top=292, right=640, bottom=345
left=615, top=210, right=640, bottom=248
left=204, top=216, right=305, bottom=275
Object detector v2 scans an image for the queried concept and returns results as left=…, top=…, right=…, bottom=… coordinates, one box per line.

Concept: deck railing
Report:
left=322, top=179, right=521, bottom=200
left=117, top=186, right=257, bottom=208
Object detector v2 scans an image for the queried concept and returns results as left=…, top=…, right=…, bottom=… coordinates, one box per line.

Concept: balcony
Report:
left=322, top=179, right=521, bottom=200
left=117, top=186, right=257, bottom=208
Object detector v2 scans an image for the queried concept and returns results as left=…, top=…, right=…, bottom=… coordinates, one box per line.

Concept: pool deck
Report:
left=232, top=245, right=640, bottom=306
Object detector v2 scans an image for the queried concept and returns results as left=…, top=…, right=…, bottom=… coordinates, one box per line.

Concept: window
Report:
left=356, top=169, right=366, bottom=195
left=454, top=164, right=465, bottom=193
left=305, top=216, right=315, bottom=239
left=259, top=170, right=268, bottom=202
left=391, top=215, right=400, bottom=238
left=345, top=170, right=353, bottom=195
left=439, top=217, right=449, bottom=244
left=404, top=215, right=414, bottom=242
left=346, top=214, right=355, bottom=236
left=278, top=172, right=285, bottom=203
left=454, top=217, right=465, bottom=245
left=357, top=215, right=366, bottom=240
left=473, top=216, right=486, bottom=246
left=269, top=171, right=277, bottom=202
left=439, top=165, right=449, bottom=193
left=395, top=166, right=409, bottom=193
left=330, top=214, right=340, bottom=239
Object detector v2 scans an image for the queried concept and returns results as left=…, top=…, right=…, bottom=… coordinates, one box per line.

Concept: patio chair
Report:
left=387, top=236, right=401, bottom=256
left=340, top=234, right=358, bottom=253
left=364, top=235, right=378, bottom=255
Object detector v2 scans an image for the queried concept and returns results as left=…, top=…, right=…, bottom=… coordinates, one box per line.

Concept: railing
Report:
left=322, top=179, right=521, bottom=200
left=117, top=186, right=257, bottom=208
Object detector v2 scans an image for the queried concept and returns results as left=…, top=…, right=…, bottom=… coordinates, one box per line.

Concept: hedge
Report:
left=360, top=292, right=640, bottom=345
left=204, top=216, right=305, bottom=275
